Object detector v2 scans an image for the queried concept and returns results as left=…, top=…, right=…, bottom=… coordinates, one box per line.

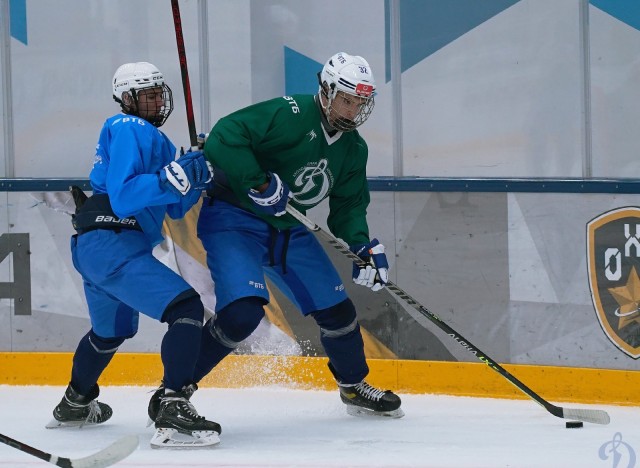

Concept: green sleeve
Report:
left=327, top=138, right=370, bottom=246
left=203, top=99, right=284, bottom=197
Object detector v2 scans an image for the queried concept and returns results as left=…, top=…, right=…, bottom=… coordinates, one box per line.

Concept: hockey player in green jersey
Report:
left=149, top=52, right=403, bottom=421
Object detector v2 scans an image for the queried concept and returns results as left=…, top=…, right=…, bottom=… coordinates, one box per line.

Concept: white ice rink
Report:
left=0, top=385, right=637, bottom=468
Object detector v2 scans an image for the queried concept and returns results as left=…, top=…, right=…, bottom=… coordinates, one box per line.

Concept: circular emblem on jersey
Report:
left=290, top=159, right=333, bottom=206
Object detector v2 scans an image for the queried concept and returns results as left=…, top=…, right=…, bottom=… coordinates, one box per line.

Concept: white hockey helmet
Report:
left=318, top=52, right=376, bottom=132
left=112, top=62, right=173, bottom=127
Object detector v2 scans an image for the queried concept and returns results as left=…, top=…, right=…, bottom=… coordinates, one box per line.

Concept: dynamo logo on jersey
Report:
left=290, top=159, right=334, bottom=206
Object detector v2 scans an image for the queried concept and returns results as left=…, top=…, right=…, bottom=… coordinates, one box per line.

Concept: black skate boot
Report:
left=47, top=383, right=113, bottom=428
left=147, top=382, right=198, bottom=425
left=329, top=362, right=404, bottom=418
left=151, top=389, right=221, bottom=449
left=338, top=380, right=404, bottom=418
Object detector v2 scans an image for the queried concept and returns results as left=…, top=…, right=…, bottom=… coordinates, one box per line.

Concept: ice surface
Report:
left=0, top=385, right=637, bottom=468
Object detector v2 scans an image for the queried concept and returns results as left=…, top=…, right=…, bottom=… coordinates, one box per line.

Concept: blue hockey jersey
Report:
left=90, top=114, right=199, bottom=246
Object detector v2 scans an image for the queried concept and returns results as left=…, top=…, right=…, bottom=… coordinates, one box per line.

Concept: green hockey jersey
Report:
left=204, top=94, right=371, bottom=246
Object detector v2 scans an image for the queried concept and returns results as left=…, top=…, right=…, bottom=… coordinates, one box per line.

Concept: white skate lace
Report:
left=81, top=400, right=103, bottom=427
left=164, top=396, right=203, bottom=420
left=354, top=381, right=386, bottom=401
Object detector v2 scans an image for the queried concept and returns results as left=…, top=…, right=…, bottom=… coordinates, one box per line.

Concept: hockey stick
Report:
left=0, top=432, right=138, bottom=468
left=285, top=204, right=611, bottom=425
left=171, top=0, right=197, bottom=148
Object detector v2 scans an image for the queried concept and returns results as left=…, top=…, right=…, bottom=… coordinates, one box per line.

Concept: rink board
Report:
left=0, top=352, right=637, bottom=406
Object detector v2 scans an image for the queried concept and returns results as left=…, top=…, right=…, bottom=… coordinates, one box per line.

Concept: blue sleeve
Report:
left=166, top=188, right=202, bottom=219
left=106, top=123, right=180, bottom=218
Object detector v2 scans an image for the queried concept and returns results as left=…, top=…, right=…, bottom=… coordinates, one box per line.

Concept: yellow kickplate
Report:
left=0, top=353, right=637, bottom=406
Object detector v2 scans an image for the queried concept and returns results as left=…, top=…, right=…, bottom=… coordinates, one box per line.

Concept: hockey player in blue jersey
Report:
left=48, top=62, right=220, bottom=448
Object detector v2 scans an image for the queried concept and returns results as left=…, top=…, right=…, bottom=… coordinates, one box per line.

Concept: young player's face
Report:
left=136, top=86, right=165, bottom=123
left=327, top=91, right=370, bottom=131
left=332, top=92, right=367, bottom=119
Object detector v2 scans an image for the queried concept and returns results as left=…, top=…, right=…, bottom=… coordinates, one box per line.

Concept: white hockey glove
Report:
left=349, top=239, right=389, bottom=292
left=247, top=172, right=291, bottom=217
left=159, top=150, right=213, bottom=196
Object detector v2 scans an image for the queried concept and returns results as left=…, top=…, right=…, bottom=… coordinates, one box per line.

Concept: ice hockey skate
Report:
left=328, top=362, right=404, bottom=418
left=147, top=382, right=198, bottom=425
left=46, top=383, right=113, bottom=428
left=338, top=380, right=404, bottom=419
left=151, top=390, right=221, bottom=449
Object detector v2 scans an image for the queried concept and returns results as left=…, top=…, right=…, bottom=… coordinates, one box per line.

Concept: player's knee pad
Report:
left=162, top=293, right=205, bottom=329
left=88, top=330, right=127, bottom=354
left=311, top=299, right=358, bottom=338
left=206, top=297, right=265, bottom=349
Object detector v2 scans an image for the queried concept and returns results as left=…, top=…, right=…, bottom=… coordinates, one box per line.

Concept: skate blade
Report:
left=150, top=428, right=220, bottom=449
left=45, top=418, right=96, bottom=429
left=45, top=418, right=66, bottom=429
left=345, top=405, right=405, bottom=419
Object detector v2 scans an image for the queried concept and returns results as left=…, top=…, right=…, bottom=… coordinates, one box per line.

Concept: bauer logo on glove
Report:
left=349, top=238, right=389, bottom=292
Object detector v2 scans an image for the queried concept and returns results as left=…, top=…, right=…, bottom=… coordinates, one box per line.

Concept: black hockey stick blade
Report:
left=0, top=432, right=138, bottom=468
left=284, top=205, right=611, bottom=426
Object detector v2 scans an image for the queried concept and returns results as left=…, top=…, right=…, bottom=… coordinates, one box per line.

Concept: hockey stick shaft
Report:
left=0, top=432, right=56, bottom=465
left=0, top=432, right=138, bottom=468
left=171, top=0, right=197, bottom=148
left=285, top=205, right=610, bottom=425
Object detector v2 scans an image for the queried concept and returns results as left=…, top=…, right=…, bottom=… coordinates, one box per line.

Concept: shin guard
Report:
left=71, top=330, right=125, bottom=396
left=312, top=299, right=368, bottom=384
left=161, top=295, right=204, bottom=392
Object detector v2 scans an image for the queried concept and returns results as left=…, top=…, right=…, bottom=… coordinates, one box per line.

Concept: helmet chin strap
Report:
left=317, top=72, right=338, bottom=124
left=315, top=93, right=339, bottom=135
